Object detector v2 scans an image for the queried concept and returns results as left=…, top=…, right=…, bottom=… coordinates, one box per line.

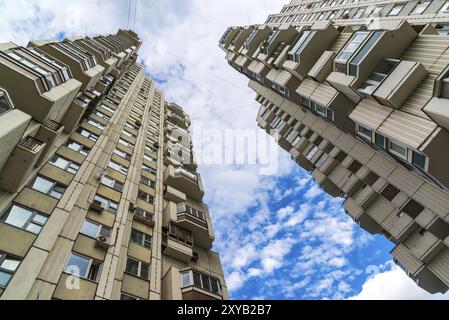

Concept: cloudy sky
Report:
left=1, top=0, right=448, bottom=300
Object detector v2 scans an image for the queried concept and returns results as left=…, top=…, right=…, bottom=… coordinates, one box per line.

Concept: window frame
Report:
left=0, top=204, right=48, bottom=235
left=30, top=176, right=66, bottom=199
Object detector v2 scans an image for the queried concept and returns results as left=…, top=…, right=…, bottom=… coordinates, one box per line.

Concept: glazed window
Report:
left=0, top=253, right=21, bottom=288
left=30, top=176, right=66, bottom=199
left=64, top=252, right=101, bottom=281
left=0, top=204, right=48, bottom=235
left=130, top=229, right=152, bottom=249
left=412, top=1, right=431, bottom=14
left=335, top=32, right=370, bottom=73
left=388, top=3, right=405, bottom=16
left=65, top=140, right=90, bottom=156
left=0, top=89, right=13, bottom=116
left=49, top=155, right=80, bottom=174
left=125, top=257, right=150, bottom=279
left=80, top=219, right=111, bottom=239
left=108, top=160, right=128, bottom=175
left=100, top=175, right=124, bottom=192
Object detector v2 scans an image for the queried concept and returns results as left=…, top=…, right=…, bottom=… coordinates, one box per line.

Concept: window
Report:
left=181, top=270, right=221, bottom=295
left=412, top=151, right=427, bottom=171
left=77, top=128, right=98, bottom=142
left=130, top=229, right=152, bottom=249
left=357, top=125, right=373, bottom=140
left=440, top=1, right=449, bottom=13
left=121, top=294, right=140, bottom=300
left=306, top=146, right=319, bottom=161
left=389, top=140, right=408, bottom=159
left=49, top=155, right=80, bottom=174
left=177, top=203, right=206, bottom=221
left=315, top=104, right=327, bottom=117
left=315, top=153, right=329, bottom=168
left=65, top=252, right=101, bottom=281
left=363, top=172, right=379, bottom=187
left=140, top=176, right=155, bottom=188
left=86, top=118, right=105, bottom=130
left=114, top=148, right=131, bottom=161
left=381, top=184, right=400, bottom=201
left=359, top=72, right=387, bottom=96
left=335, top=32, right=370, bottom=73
left=5, top=51, right=56, bottom=90
left=93, top=110, right=110, bottom=121
left=288, top=31, right=316, bottom=62
left=388, top=3, right=405, bottom=16
left=412, top=1, right=431, bottom=14
left=401, top=200, right=424, bottom=219
left=138, top=191, right=154, bottom=204
left=144, top=154, right=157, bottom=164
left=100, top=175, right=124, bottom=192
left=352, top=7, right=366, bottom=19
left=349, top=32, right=383, bottom=76
left=30, top=176, right=66, bottom=199
left=65, top=140, right=89, bottom=156
left=27, top=47, right=71, bottom=81
left=0, top=253, right=20, bottom=288
left=371, top=5, right=385, bottom=16
left=142, top=164, right=157, bottom=175
left=0, top=204, right=48, bottom=235
left=0, top=89, right=13, bottom=116
left=125, top=257, right=150, bottom=279
left=80, top=219, right=110, bottom=239
left=375, top=133, right=386, bottom=149
left=100, top=104, right=115, bottom=114
left=118, top=138, right=134, bottom=148
left=348, top=160, right=362, bottom=174
left=108, top=160, right=128, bottom=174
left=94, top=194, right=118, bottom=214
left=335, top=151, right=347, bottom=163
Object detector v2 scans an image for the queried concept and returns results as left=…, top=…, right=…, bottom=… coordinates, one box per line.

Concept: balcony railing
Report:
left=43, top=120, right=62, bottom=132
left=19, top=136, right=44, bottom=152
left=165, top=223, right=193, bottom=246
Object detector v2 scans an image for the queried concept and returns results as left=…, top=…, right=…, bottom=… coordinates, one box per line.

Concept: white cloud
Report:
left=349, top=264, right=449, bottom=300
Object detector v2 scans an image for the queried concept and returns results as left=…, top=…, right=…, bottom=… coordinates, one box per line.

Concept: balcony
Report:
left=257, top=26, right=298, bottom=64
left=352, top=184, right=379, bottom=210
left=61, top=97, right=91, bottom=134
left=282, top=22, right=339, bottom=81
left=166, top=102, right=184, bottom=117
left=164, top=202, right=213, bottom=250
left=311, top=169, right=343, bottom=198
left=327, top=21, right=417, bottom=103
left=0, top=136, right=46, bottom=193
left=0, top=90, right=32, bottom=173
left=133, top=207, right=155, bottom=227
left=0, top=48, right=82, bottom=124
left=166, top=111, right=189, bottom=130
left=162, top=224, right=194, bottom=262
left=234, top=26, right=272, bottom=69
left=29, top=40, right=105, bottom=91
left=163, top=165, right=204, bottom=202
left=219, top=27, right=242, bottom=51
left=228, top=26, right=254, bottom=54
left=34, top=120, right=64, bottom=166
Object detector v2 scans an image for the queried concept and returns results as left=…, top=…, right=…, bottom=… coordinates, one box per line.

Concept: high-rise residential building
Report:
left=221, top=0, right=449, bottom=294
left=0, top=29, right=227, bottom=300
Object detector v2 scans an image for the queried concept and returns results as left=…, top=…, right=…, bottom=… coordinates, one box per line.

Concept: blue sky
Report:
left=1, top=0, right=448, bottom=300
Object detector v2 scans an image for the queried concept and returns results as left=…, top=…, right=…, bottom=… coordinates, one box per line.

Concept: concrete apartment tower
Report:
left=221, top=0, right=449, bottom=294
left=0, top=30, right=228, bottom=300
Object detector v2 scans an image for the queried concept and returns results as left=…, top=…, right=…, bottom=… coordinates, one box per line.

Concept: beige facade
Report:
left=0, top=29, right=227, bottom=300
left=221, top=0, right=449, bottom=294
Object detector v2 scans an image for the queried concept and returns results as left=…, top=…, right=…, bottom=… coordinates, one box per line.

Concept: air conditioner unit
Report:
left=342, top=13, right=349, bottom=19
left=96, top=235, right=111, bottom=249
left=129, top=202, right=136, bottom=212
left=90, top=200, right=106, bottom=212
left=154, top=142, right=160, bottom=149
left=136, top=120, right=142, bottom=127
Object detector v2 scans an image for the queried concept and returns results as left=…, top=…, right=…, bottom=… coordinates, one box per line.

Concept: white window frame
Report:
left=388, top=140, right=408, bottom=160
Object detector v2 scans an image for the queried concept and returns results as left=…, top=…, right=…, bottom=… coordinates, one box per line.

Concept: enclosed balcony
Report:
left=282, top=21, right=339, bottom=81
left=28, top=39, right=105, bottom=91
left=257, top=25, right=298, bottom=63
left=34, top=120, right=64, bottom=166
left=163, top=165, right=204, bottom=202
left=234, top=26, right=272, bottom=69
left=327, top=21, right=417, bottom=103
left=0, top=89, right=32, bottom=174
left=164, top=202, right=213, bottom=250
left=0, top=46, right=82, bottom=124
left=0, top=136, right=46, bottom=193
left=424, top=67, right=449, bottom=131
left=162, top=223, right=194, bottom=262
left=166, top=111, right=189, bottom=130
left=219, top=27, right=242, bottom=51
left=166, top=102, right=184, bottom=118
left=75, top=38, right=118, bottom=74
left=228, top=26, right=255, bottom=54
left=61, top=95, right=92, bottom=134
